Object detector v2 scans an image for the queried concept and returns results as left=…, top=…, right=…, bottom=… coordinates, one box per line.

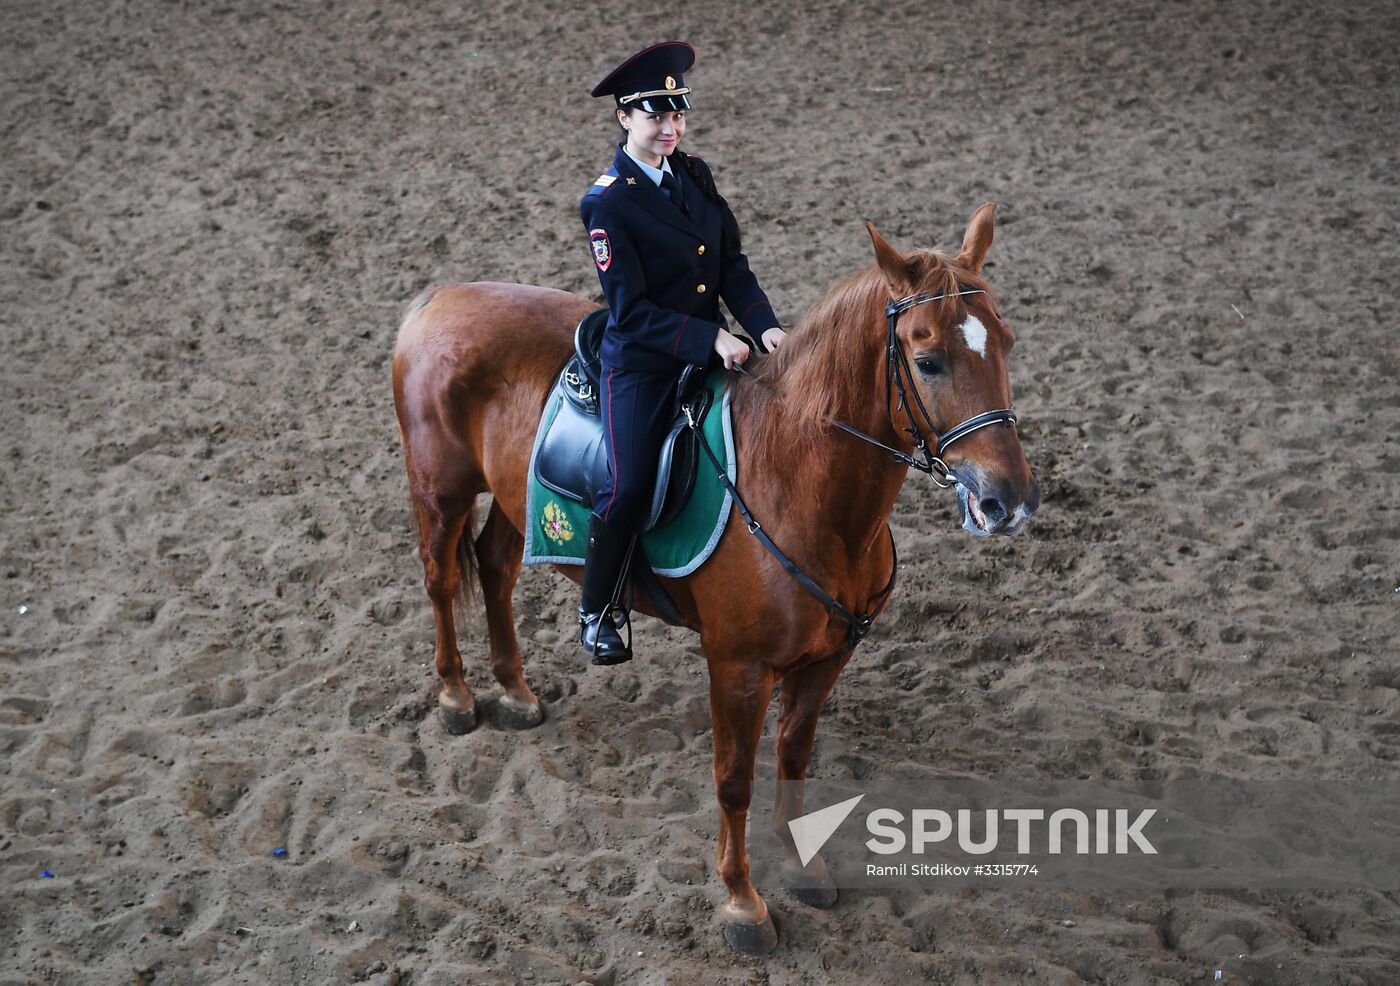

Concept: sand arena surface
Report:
left=3, top=0, right=1399, bottom=982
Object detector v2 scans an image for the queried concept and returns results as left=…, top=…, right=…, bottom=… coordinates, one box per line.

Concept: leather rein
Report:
left=682, top=286, right=1018, bottom=649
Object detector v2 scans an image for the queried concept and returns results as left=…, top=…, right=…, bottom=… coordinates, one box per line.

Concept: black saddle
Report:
left=534, top=308, right=714, bottom=533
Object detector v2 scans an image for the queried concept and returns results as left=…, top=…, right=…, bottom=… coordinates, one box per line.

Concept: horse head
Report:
left=866, top=205, right=1039, bottom=536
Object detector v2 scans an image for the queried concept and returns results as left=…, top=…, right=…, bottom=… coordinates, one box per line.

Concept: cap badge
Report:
left=664, top=75, right=677, bottom=91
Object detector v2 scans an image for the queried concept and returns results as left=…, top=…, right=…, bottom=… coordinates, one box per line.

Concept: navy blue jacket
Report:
left=580, top=144, right=781, bottom=372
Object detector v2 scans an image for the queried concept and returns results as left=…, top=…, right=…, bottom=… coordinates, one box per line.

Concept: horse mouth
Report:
left=956, top=483, right=993, bottom=538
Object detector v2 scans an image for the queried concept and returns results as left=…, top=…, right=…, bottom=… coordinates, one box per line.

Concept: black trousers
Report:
left=594, top=361, right=680, bottom=533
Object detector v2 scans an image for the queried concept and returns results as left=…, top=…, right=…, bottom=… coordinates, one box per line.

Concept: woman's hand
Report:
left=713, top=328, right=750, bottom=370
left=761, top=327, right=787, bottom=351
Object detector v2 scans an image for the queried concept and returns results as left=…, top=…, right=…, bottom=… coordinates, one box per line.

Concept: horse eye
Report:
left=915, top=356, right=946, bottom=377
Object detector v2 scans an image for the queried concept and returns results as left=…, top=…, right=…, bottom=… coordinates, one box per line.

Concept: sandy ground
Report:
left=3, top=0, right=1400, bottom=983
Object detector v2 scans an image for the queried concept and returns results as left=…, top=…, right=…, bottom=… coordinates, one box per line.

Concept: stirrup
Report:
left=580, top=605, right=632, bottom=666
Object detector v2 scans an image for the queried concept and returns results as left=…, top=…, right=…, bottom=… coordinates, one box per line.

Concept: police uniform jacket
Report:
left=580, top=144, right=780, bottom=372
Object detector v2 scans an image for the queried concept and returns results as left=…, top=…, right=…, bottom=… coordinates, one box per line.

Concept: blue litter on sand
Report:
left=41, top=870, right=54, bottom=879
left=272, top=848, right=287, bottom=857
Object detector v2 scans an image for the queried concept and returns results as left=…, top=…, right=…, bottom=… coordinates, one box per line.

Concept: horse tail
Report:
left=399, top=456, right=481, bottom=621
left=453, top=497, right=480, bottom=620
left=402, top=284, right=438, bottom=322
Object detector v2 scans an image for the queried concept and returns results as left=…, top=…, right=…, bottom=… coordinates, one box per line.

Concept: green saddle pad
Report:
left=522, top=367, right=734, bottom=578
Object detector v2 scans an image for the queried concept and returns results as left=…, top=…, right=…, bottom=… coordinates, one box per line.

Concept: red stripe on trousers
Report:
left=603, top=365, right=617, bottom=523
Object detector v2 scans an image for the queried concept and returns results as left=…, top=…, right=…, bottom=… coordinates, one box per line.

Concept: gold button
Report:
left=697, top=244, right=706, bottom=255
left=696, top=283, right=706, bottom=293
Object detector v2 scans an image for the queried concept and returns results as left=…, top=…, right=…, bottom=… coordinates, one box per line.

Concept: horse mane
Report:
left=732, top=249, right=995, bottom=465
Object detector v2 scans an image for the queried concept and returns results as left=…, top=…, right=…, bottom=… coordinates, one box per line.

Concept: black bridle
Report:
left=683, top=286, right=1019, bottom=648
left=830, top=288, right=1017, bottom=488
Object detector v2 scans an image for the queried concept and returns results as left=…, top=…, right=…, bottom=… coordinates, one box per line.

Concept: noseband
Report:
left=832, top=288, right=1018, bottom=488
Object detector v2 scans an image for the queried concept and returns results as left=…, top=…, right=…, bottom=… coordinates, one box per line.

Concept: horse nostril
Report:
left=979, top=496, right=1008, bottom=526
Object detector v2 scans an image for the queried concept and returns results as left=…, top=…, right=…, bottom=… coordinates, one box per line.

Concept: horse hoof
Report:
left=785, top=878, right=838, bottom=909
left=496, top=697, right=544, bottom=731
left=781, top=859, right=839, bottom=909
left=438, top=703, right=478, bottom=735
left=722, top=914, right=778, bottom=956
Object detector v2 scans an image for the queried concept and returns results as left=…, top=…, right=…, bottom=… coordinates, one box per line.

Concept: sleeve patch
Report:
left=589, top=228, right=611, bottom=271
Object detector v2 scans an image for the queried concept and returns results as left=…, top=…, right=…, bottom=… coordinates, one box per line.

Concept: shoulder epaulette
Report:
left=585, top=168, right=621, bottom=198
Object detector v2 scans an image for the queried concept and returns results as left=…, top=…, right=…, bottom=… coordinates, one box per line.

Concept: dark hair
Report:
left=612, top=107, right=742, bottom=255
left=672, top=148, right=741, bottom=255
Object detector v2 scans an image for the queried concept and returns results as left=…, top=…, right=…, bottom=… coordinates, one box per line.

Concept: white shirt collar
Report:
left=622, top=144, right=672, bottom=186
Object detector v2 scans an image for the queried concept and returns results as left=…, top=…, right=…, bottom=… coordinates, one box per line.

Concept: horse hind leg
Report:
left=413, top=489, right=481, bottom=734
left=473, top=499, right=543, bottom=729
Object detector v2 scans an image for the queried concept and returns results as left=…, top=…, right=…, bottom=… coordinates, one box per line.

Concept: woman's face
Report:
left=618, top=108, right=686, bottom=162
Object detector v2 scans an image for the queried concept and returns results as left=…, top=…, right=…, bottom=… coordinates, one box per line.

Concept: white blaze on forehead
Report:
left=959, top=314, right=988, bottom=358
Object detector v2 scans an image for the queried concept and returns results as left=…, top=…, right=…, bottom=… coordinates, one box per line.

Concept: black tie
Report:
left=660, top=170, right=689, bottom=215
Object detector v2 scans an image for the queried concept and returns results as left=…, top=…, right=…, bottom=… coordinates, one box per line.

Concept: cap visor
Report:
left=634, top=94, right=692, bottom=113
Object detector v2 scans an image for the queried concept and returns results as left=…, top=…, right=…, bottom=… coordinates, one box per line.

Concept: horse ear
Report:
left=956, top=202, right=996, bottom=274
left=865, top=221, right=909, bottom=292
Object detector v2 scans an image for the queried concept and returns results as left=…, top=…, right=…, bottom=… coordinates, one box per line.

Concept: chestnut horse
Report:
left=390, top=204, right=1038, bottom=954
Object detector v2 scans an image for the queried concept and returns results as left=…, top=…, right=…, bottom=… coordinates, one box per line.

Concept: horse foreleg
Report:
left=773, top=654, right=849, bottom=909
left=708, top=659, right=779, bottom=955
left=418, top=495, right=477, bottom=734
left=474, top=500, right=542, bottom=730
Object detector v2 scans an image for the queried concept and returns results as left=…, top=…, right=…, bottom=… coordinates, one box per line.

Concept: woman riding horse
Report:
left=392, top=161, right=1038, bottom=954
left=578, top=41, right=788, bottom=666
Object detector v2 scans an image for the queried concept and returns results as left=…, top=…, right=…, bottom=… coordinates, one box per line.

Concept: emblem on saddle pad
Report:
left=589, top=228, right=611, bottom=271
left=542, top=500, right=574, bottom=544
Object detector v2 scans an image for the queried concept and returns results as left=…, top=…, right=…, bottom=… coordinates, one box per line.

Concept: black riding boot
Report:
left=579, top=513, right=634, bottom=666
